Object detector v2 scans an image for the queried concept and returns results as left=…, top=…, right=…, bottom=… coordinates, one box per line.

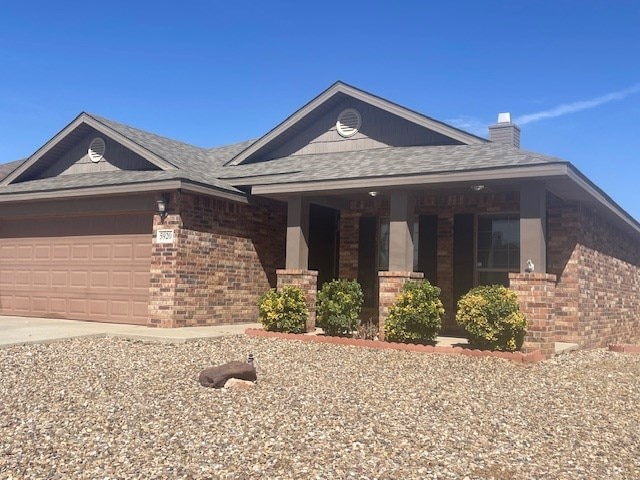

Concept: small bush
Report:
left=258, top=286, right=307, bottom=333
left=384, top=280, right=444, bottom=344
left=455, top=285, right=527, bottom=352
left=317, top=279, right=364, bottom=336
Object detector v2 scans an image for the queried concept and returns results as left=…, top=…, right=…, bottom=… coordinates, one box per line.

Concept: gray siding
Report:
left=37, top=133, right=158, bottom=179
left=264, top=98, right=462, bottom=161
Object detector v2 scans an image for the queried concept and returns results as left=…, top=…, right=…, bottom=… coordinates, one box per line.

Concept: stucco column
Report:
left=285, top=195, right=310, bottom=270
left=520, top=182, right=547, bottom=273
left=389, top=191, right=415, bottom=271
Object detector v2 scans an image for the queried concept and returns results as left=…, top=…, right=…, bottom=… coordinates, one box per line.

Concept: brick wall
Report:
left=149, top=192, right=286, bottom=327
left=575, top=206, right=640, bottom=348
left=547, top=202, right=640, bottom=348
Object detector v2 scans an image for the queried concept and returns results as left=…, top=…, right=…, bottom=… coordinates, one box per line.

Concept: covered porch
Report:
left=264, top=178, right=555, bottom=356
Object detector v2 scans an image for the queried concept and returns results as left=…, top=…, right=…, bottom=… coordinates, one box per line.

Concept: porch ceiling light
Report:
left=471, top=184, right=485, bottom=192
left=368, top=191, right=379, bottom=197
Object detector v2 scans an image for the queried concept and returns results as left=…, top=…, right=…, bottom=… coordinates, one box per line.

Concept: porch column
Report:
left=286, top=195, right=310, bottom=270
left=511, top=182, right=555, bottom=358
left=388, top=191, right=415, bottom=271
left=277, top=195, right=317, bottom=332
left=520, top=182, right=546, bottom=273
left=510, top=273, right=557, bottom=359
left=378, top=191, right=419, bottom=341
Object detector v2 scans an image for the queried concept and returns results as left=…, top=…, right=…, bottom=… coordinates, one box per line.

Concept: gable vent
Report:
left=88, top=137, right=106, bottom=163
left=336, top=108, right=362, bottom=138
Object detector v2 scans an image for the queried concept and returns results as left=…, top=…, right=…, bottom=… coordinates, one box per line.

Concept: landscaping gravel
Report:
left=1, top=336, right=639, bottom=479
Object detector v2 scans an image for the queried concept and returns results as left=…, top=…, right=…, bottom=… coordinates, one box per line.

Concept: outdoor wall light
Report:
left=157, top=195, right=169, bottom=221
left=471, top=184, right=485, bottom=192
left=368, top=191, right=379, bottom=197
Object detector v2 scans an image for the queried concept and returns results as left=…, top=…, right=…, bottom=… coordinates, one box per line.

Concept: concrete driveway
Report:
left=0, top=315, right=260, bottom=347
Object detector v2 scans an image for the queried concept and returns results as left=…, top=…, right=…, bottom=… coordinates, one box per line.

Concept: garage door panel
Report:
left=68, top=298, right=88, bottom=315
left=12, top=296, right=30, bottom=312
left=69, top=271, right=89, bottom=287
left=53, top=244, right=70, bottom=259
left=34, top=245, right=51, bottom=259
left=72, top=244, right=90, bottom=260
left=15, top=271, right=31, bottom=286
left=51, top=271, right=69, bottom=287
left=90, top=300, right=108, bottom=316
left=1, top=245, right=16, bottom=259
left=33, top=270, right=50, bottom=287
left=0, top=212, right=152, bottom=325
left=133, top=272, right=150, bottom=289
left=32, top=297, right=49, bottom=314
left=17, top=245, right=33, bottom=260
left=113, top=243, right=134, bottom=260
left=92, top=244, right=111, bottom=260
left=135, top=242, right=152, bottom=258
left=0, top=270, right=14, bottom=286
left=112, top=271, right=131, bottom=288
left=90, top=271, right=109, bottom=288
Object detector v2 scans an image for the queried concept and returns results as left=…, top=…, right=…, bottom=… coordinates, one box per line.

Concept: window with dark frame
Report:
left=476, top=214, right=520, bottom=287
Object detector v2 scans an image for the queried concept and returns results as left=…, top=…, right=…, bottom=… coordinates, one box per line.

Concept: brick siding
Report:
left=546, top=202, right=640, bottom=348
left=149, top=192, right=285, bottom=327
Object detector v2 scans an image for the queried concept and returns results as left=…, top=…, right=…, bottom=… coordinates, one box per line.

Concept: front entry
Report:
left=309, top=203, right=340, bottom=288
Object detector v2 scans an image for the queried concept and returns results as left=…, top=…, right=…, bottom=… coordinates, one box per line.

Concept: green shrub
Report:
left=455, top=285, right=527, bottom=351
left=316, top=279, right=364, bottom=336
left=384, top=280, right=444, bottom=344
left=258, top=286, right=308, bottom=333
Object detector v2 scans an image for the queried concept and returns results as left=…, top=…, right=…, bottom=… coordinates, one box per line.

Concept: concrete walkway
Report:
left=0, top=315, right=261, bottom=348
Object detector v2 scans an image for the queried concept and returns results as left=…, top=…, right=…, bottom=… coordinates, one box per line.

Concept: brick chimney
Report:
left=488, top=112, right=521, bottom=148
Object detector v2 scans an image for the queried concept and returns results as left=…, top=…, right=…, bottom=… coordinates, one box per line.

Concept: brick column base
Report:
left=509, top=273, right=557, bottom=358
left=276, top=269, right=318, bottom=333
left=378, top=271, right=424, bottom=341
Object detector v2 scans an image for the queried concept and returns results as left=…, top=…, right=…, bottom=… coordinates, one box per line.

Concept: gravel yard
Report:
left=1, top=336, right=639, bottom=480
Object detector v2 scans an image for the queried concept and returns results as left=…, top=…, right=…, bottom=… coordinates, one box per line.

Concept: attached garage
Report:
left=0, top=212, right=152, bottom=324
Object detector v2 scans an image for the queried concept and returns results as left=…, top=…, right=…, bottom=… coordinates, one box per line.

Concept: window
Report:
left=477, top=215, right=520, bottom=286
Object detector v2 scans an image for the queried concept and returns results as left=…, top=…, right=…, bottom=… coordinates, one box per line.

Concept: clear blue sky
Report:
left=1, top=1, right=639, bottom=218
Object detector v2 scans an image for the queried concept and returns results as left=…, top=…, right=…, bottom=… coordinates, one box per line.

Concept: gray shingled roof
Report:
left=219, top=143, right=565, bottom=186
left=0, top=159, right=26, bottom=182
left=0, top=113, right=564, bottom=198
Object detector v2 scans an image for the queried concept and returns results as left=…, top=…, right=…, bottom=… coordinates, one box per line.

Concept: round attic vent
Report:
left=336, top=108, right=361, bottom=138
left=88, top=137, right=106, bottom=163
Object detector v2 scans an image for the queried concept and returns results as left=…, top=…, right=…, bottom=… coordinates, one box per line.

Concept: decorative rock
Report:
left=198, top=361, right=257, bottom=388
left=224, top=378, right=256, bottom=390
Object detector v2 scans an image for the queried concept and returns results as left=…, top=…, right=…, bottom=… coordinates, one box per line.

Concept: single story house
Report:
left=1, top=81, right=638, bottom=355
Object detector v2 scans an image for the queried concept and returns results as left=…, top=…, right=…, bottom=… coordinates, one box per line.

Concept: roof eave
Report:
left=249, top=163, right=570, bottom=195
left=0, top=179, right=248, bottom=204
